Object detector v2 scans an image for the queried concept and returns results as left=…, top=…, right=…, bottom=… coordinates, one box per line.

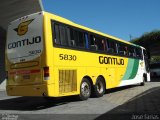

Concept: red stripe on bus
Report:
left=9, top=69, right=40, bottom=75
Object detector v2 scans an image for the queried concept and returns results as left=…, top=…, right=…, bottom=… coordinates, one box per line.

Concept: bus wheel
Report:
left=93, top=77, right=105, bottom=97
left=79, top=78, right=91, bottom=101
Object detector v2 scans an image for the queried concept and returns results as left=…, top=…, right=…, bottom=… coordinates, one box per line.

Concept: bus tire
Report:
left=93, top=77, right=105, bottom=97
left=78, top=78, right=91, bottom=101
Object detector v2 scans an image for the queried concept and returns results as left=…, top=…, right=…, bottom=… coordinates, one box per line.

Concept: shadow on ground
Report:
left=0, top=95, right=80, bottom=111
left=105, top=85, right=137, bottom=94
left=151, top=77, right=160, bottom=82
left=0, top=85, right=137, bottom=111
left=0, top=82, right=160, bottom=119
left=96, top=86, right=160, bottom=120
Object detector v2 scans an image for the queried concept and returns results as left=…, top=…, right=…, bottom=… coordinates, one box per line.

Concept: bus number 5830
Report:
left=59, top=54, right=77, bottom=61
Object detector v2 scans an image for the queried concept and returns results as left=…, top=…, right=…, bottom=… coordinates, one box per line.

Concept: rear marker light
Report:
left=44, top=67, right=50, bottom=80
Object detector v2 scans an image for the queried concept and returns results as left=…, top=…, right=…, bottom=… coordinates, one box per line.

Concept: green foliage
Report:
left=130, top=30, right=160, bottom=56
left=151, top=56, right=160, bottom=63
left=131, top=30, right=160, bottom=46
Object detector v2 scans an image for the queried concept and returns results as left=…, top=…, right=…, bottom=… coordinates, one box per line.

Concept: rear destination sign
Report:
left=7, top=12, right=43, bottom=63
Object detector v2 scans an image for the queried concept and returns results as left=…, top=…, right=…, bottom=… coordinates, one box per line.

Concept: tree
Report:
left=151, top=56, right=160, bottom=63
left=131, top=30, right=160, bottom=49
left=131, top=30, right=160, bottom=63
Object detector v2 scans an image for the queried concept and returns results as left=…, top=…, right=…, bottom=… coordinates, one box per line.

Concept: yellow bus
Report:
left=6, top=11, right=150, bottom=100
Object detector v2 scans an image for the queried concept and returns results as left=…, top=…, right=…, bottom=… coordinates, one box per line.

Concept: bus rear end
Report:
left=6, top=12, right=49, bottom=96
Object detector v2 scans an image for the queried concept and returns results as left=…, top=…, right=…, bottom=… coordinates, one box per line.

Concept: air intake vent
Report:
left=59, top=70, right=77, bottom=94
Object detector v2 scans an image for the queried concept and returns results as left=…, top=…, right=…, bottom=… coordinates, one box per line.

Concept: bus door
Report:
left=143, top=49, right=150, bottom=82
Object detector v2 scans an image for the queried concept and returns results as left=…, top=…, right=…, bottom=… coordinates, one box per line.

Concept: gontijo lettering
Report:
left=99, top=56, right=124, bottom=65
left=8, top=36, right=41, bottom=49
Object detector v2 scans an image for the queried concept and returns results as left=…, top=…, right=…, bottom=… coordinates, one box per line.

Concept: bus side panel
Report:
left=100, top=57, right=128, bottom=89
left=119, top=58, right=143, bottom=86
left=51, top=47, right=130, bottom=96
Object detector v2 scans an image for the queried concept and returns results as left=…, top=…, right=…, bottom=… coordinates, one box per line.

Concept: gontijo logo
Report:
left=14, top=19, right=34, bottom=36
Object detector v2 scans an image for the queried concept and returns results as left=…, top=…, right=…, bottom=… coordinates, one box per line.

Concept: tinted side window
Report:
left=106, top=39, right=116, bottom=54
left=90, top=35, right=98, bottom=50
left=117, top=43, right=125, bottom=55
left=69, top=28, right=77, bottom=46
left=59, top=25, right=68, bottom=46
left=77, top=31, right=85, bottom=48
left=128, top=46, right=136, bottom=57
left=143, top=49, right=148, bottom=58
left=97, top=37, right=106, bottom=51
left=69, top=28, right=85, bottom=48
left=54, top=24, right=60, bottom=45
left=136, top=48, right=142, bottom=59
left=90, top=35, right=106, bottom=51
left=54, top=23, right=68, bottom=46
left=52, top=21, right=141, bottom=59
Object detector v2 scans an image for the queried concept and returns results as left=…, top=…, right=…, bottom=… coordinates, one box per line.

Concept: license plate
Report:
left=23, top=75, right=30, bottom=79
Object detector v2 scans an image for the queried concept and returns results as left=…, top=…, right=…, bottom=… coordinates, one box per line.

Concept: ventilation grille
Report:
left=59, top=70, right=77, bottom=94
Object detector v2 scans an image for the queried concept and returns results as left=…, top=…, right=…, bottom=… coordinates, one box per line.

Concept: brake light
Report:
left=44, top=67, right=50, bottom=80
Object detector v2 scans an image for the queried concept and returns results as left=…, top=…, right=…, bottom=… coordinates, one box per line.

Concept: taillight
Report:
left=43, top=67, right=50, bottom=80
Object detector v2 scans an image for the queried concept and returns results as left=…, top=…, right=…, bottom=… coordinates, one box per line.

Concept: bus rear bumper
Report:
left=6, top=84, right=55, bottom=97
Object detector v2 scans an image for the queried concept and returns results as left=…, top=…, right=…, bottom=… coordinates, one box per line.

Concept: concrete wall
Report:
left=0, top=27, right=6, bottom=90
left=0, top=0, right=43, bottom=90
left=0, top=0, right=43, bottom=30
